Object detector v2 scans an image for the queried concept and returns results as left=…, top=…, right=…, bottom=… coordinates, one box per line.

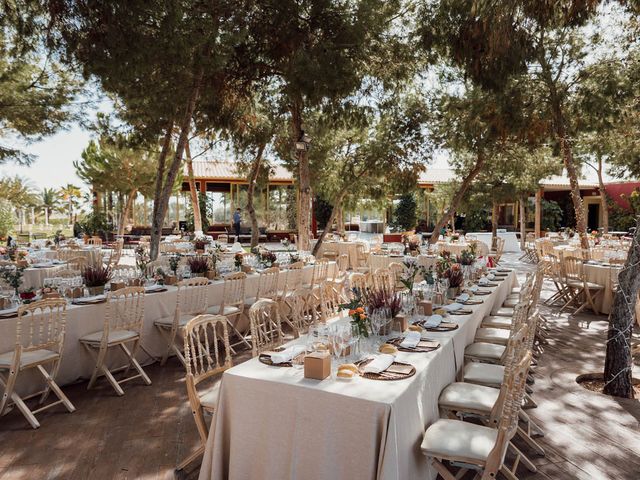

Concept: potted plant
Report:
left=82, top=265, right=113, bottom=296
left=1, top=265, right=24, bottom=298
left=446, top=263, right=464, bottom=298
left=134, top=245, right=150, bottom=278
left=258, top=250, right=277, bottom=268
left=187, top=256, right=209, bottom=278
left=234, top=253, right=244, bottom=272
left=193, top=236, right=210, bottom=254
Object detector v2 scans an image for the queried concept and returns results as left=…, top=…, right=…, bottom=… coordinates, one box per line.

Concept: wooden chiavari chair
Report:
left=318, top=281, right=341, bottom=322
left=560, top=255, right=604, bottom=315
left=280, top=287, right=313, bottom=337
left=387, top=261, right=405, bottom=292
left=177, top=314, right=232, bottom=470
left=79, top=286, right=151, bottom=395
left=248, top=299, right=284, bottom=357
left=155, top=277, right=209, bottom=366
left=0, top=299, right=75, bottom=429
left=349, top=272, right=369, bottom=294
left=372, top=268, right=394, bottom=292
left=354, top=242, right=369, bottom=272
left=368, top=253, right=388, bottom=272
left=487, top=237, right=506, bottom=264
left=244, top=266, right=280, bottom=311
left=106, top=238, right=124, bottom=267
left=206, top=272, right=248, bottom=351
left=423, top=351, right=534, bottom=480
left=66, top=255, right=87, bottom=270
left=87, top=236, right=103, bottom=246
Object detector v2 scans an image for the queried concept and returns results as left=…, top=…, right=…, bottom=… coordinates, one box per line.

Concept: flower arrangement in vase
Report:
left=187, top=256, right=209, bottom=277
left=134, top=245, right=150, bottom=277
left=168, top=254, right=181, bottom=276
left=445, top=263, right=464, bottom=297
left=339, top=289, right=369, bottom=337
left=82, top=265, right=113, bottom=296
left=19, top=288, right=36, bottom=304
left=258, top=250, right=277, bottom=268
left=1, top=265, right=24, bottom=296
left=400, top=259, right=421, bottom=293
left=234, top=253, right=244, bottom=271
left=193, top=235, right=211, bottom=253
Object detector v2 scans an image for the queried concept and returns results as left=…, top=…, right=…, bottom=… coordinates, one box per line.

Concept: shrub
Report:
left=185, top=192, right=211, bottom=233
left=541, top=199, right=563, bottom=231
left=0, top=200, right=15, bottom=239
left=392, top=194, right=417, bottom=232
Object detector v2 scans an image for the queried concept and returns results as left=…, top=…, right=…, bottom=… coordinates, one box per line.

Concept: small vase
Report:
left=447, top=287, right=459, bottom=299
left=87, top=285, right=105, bottom=296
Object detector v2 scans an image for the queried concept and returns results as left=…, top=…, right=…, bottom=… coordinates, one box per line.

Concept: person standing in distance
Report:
left=233, top=208, right=242, bottom=240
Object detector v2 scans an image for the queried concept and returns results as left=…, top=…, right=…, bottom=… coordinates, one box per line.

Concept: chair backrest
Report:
left=87, top=236, right=103, bottom=246
left=66, top=255, right=87, bottom=270
left=284, top=288, right=313, bottom=336
left=221, top=272, right=246, bottom=310
left=183, top=314, right=232, bottom=385
left=387, top=262, right=404, bottom=289
left=111, top=264, right=138, bottom=280
left=336, top=253, right=349, bottom=274
left=323, top=250, right=338, bottom=262
left=355, top=243, right=368, bottom=266
left=105, top=287, right=145, bottom=337
left=485, top=351, right=533, bottom=476
left=256, top=266, right=280, bottom=300
left=281, top=261, right=304, bottom=299
left=369, top=254, right=389, bottom=272
left=562, top=255, right=582, bottom=282
left=51, top=268, right=81, bottom=278
left=176, top=277, right=209, bottom=319
left=16, top=298, right=67, bottom=355
left=108, top=239, right=124, bottom=267
left=319, top=281, right=341, bottom=322
left=310, top=259, right=329, bottom=288
left=217, top=234, right=229, bottom=244
left=372, top=268, right=394, bottom=291
left=248, top=298, right=284, bottom=356
left=349, top=272, right=369, bottom=293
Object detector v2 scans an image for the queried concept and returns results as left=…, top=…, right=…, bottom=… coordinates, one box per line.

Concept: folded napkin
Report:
left=400, top=331, right=422, bottom=348
left=456, top=293, right=470, bottom=303
left=424, top=314, right=443, bottom=328
left=478, top=277, right=489, bottom=286
left=487, top=273, right=495, bottom=280
left=443, top=302, right=463, bottom=312
left=468, top=285, right=479, bottom=292
left=363, top=354, right=395, bottom=374
left=269, top=345, right=306, bottom=364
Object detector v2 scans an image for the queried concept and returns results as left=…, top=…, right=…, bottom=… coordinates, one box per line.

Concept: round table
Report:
left=583, top=263, right=622, bottom=315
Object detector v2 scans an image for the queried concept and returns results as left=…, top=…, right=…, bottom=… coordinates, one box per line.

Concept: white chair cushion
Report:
left=80, top=329, right=138, bottom=345
left=421, top=419, right=497, bottom=463
left=511, top=287, right=521, bottom=294
left=154, top=313, right=193, bottom=328
left=439, top=382, right=499, bottom=413
left=493, top=307, right=514, bottom=317
left=503, top=298, right=518, bottom=308
left=465, top=342, right=506, bottom=362
left=568, top=280, right=604, bottom=290
left=463, top=362, right=505, bottom=387
left=474, top=328, right=510, bottom=346
left=243, top=296, right=258, bottom=308
left=199, top=383, right=221, bottom=410
left=206, top=305, right=241, bottom=316
left=0, top=349, right=59, bottom=368
left=481, top=316, right=512, bottom=329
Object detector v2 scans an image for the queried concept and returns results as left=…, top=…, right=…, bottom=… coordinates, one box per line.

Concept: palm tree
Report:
left=59, top=184, right=82, bottom=225
left=40, top=188, right=60, bottom=226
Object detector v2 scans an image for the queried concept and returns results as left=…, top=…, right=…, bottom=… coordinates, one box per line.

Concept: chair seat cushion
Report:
left=199, top=383, right=221, bottom=410
left=206, top=305, right=241, bottom=317
left=474, top=327, right=510, bottom=346
left=481, top=316, right=512, bottom=329
left=154, top=313, right=193, bottom=328
left=80, top=329, right=138, bottom=345
left=568, top=280, right=604, bottom=290
left=421, top=419, right=497, bottom=463
left=463, top=362, right=505, bottom=387
left=503, top=298, right=518, bottom=308
left=507, top=293, right=520, bottom=300
left=243, top=296, right=257, bottom=308
left=0, top=349, right=59, bottom=368
left=465, top=342, right=506, bottom=362
left=511, top=287, right=521, bottom=294
left=439, top=382, right=499, bottom=413
left=493, top=307, right=514, bottom=317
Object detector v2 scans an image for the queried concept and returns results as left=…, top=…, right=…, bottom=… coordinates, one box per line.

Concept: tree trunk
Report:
left=603, top=216, right=639, bottom=398
left=312, top=191, right=347, bottom=256
left=491, top=200, right=499, bottom=250
left=68, top=198, right=73, bottom=225
left=150, top=67, right=204, bottom=260
left=519, top=194, right=527, bottom=250
left=597, top=156, right=609, bottom=234
left=149, top=127, right=173, bottom=256
left=185, top=141, right=202, bottom=234
left=291, top=98, right=311, bottom=251
left=118, top=189, right=137, bottom=237
left=44, top=208, right=49, bottom=226
left=429, top=153, right=486, bottom=244
left=337, top=206, right=345, bottom=235
left=247, top=143, right=266, bottom=249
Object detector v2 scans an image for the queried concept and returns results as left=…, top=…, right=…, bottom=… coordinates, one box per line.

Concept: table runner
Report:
left=0, top=263, right=331, bottom=396
left=199, top=271, right=517, bottom=480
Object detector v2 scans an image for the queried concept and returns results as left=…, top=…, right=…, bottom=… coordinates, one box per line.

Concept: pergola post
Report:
left=534, top=186, right=543, bottom=238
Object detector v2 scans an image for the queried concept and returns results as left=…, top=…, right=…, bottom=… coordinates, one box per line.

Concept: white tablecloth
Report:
left=314, top=241, right=362, bottom=269
left=584, top=264, right=622, bottom=315
left=368, top=254, right=437, bottom=273
left=22, top=265, right=66, bottom=290
left=43, top=247, right=103, bottom=267
left=199, top=271, right=517, bottom=480
left=0, top=263, right=332, bottom=396
left=468, top=232, right=521, bottom=252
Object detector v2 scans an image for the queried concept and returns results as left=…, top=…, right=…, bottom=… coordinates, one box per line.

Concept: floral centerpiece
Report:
left=280, top=238, right=291, bottom=250
left=258, top=250, right=277, bottom=268
left=153, top=267, right=168, bottom=285
left=444, top=263, right=464, bottom=297
left=340, top=289, right=369, bottom=337
left=400, top=259, right=421, bottom=293
left=457, top=248, right=475, bottom=266
left=134, top=245, right=150, bottom=277
left=168, top=254, right=181, bottom=276
left=82, top=265, right=113, bottom=296
left=1, top=265, right=24, bottom=296
left=53, top=230, right=64, bottom=247
left=193, top=235, right=211, bottom=252
left=187, top=256, right=209, bottom=277
left=19, top=287, right=36, bottom=304
left=234, top=252, right=244, bottom=271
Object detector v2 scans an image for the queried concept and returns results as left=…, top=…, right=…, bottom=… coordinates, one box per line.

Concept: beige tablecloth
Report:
left=584, top=264, right=622, bottom=315
left=199, top=271, right=517, bottom=480
left=0, top=263, right=332, bottom=396
left=435, top=241, right=470, bottom=256
left=368, top=254, right=437, bottom=273
left=22, top=265, right=67, bottom=290
left=314, top=241, right=363, bottom=269
left=43, top=247, right=103, bottom=267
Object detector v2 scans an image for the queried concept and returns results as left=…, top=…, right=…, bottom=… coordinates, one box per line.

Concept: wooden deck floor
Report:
left=1, top=257, right=639, bottom=479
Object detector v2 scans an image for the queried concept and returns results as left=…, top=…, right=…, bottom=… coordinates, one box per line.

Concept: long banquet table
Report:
left=199, top=271, right=518, bottom=480
left=0, top=263, right=332, bottom=396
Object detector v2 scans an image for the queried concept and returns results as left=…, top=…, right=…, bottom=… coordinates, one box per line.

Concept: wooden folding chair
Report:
left=0, top=299, right=75, bottom=429
left=206, top=272, right=249, bottom=351
left=155, top=277, right=209, bottom=366
left=248, top=298, right=284, bottom=357
left=280, top=287, right=313, bottom=337
left=79, top=286, right=151, bottom=395
left=177, top=314, right=232, bottom=470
